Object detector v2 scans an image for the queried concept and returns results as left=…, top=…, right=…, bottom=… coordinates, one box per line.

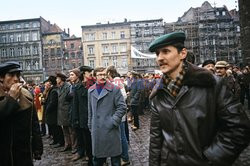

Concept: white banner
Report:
left=131, top=46, right=156, bottom=59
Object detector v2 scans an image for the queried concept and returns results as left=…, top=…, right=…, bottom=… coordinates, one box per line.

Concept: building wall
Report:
left=63, top=37, right=83, bottom=70
left=130, top=19, right=164, bottom=73
left=0, top=18, right=44, bottom=83
left=42, top=33, right=64, bottom=76
left=82, top=23, right=131, bottom=75
left=165, top=2, right=241, bottom=64
left=239, top=0, right=250, bottom=65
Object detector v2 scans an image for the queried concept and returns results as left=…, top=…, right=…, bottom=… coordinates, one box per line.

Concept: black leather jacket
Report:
left=149, top=63, right=250, bottom=166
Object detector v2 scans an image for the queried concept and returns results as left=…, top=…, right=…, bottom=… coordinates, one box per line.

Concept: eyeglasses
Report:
left=96, top=74, right=106, bottom=77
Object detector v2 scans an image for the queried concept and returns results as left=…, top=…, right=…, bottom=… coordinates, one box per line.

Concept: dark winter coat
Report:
left=45, top=86, right=58, bottom=125
left=0, top=87, right=43, bottom=166
left=57, top=82, right=71, bottom=126
left=73, top=82, right=89, bottom=129
left=149, top=63, right=250, bottom=166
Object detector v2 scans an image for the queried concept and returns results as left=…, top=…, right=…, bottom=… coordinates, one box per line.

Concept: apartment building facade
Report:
left=82, top=22, right=131, bottom=75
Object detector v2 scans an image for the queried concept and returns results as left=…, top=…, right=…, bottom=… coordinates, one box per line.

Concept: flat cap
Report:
left=149, top=32, right=186, bottom=52
left=215, top=61, right=228, bottom=68
left=79, top=65, right=93, bottom=72
left=0, top=61, right=22, bottom=74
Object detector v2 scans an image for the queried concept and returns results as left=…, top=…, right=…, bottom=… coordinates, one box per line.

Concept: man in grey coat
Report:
left=88, top=67, right=126, bottom=166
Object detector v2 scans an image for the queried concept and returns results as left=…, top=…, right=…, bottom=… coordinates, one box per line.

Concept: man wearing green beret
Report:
left=148, top=32, right=250, bottom=166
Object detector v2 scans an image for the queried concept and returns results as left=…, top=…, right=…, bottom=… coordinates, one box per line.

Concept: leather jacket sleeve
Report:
left=204, top=80, right=250, bottom=166
left=149, top=102, right=163, bottom=166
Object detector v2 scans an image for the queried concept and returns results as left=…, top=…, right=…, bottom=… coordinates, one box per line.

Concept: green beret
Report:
left=149, top=32, right=186, bottom=52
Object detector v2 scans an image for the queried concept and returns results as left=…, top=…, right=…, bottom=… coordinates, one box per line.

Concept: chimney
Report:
left=124, top=18, right=127, bottom=22
left=68, top=28, right=70, bottom=36
left=64, top=28, right=66, bottom=33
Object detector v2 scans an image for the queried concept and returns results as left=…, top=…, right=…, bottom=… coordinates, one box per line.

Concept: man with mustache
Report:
left=148, top=32, right=250, bottom=166
left=88, top=67, right=126, bottom=166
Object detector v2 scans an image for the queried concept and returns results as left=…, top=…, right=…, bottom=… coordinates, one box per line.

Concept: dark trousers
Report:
left=40, top=123, right=46, bottom=135
left=131, top=105, right=139, bottom=128
left=93, top=155, right=121, bottom=166
left=51, top=125, right=64, bottom=145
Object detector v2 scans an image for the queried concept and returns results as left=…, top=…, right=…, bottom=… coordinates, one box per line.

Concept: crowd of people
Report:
left=1, top=31, right=250, bottom=166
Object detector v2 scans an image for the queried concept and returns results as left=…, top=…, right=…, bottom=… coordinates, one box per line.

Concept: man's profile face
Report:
left=215, top=67, right=227, bottom=77
left=156, top=45, right=186, bottom=75
left=0, top=72, right=20, bottom=90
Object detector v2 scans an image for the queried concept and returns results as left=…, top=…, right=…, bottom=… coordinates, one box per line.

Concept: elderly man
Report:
left=148, top=32, right=250, bottom=166
left=0, top=61, right=43, bottom=165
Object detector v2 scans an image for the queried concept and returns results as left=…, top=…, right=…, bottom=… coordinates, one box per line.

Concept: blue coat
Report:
left=88, top=82, right=126, bottom=158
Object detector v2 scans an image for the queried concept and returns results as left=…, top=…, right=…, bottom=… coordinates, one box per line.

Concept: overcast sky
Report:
left=0, top=0, right=238, bottom=36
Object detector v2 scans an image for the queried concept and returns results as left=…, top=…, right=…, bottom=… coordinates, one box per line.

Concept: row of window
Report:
left=88, top=57, right=128, bottom=69
left=44, top=59, right=82, bottom=69
left=64, top=51, right=82, bottom=59
left=18, top=60, right=40, bottom=70
left=0, top=22, right=39, bottom=31
left=0, top=32, right=39, bottom=43
left=85, top=31, right=126, bottom=41
left=0, top=46, right=39, bottom=57
left=44, top=48, right=62, bottom=56
left=87, top=44, right=127, bottom=55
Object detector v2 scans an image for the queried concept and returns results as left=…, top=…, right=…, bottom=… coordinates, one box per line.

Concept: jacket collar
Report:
left=89, top=81, right=114, bottom=100
left=150, top=62, right=216, bottom=100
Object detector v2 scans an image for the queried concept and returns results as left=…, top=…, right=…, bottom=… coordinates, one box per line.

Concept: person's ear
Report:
left=180, top=48, right=187, bottom=60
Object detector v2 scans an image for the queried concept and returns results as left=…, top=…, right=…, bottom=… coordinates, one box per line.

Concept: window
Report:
left=120, top=31, right=125, bottom=39
left=57, top=48, right=61, bottom=55
left=122, top=57, right=127, bottom=67
left=77, top=51, right=82, bottom=58
left=112, top=44, right=118, bottom=53
left=34, top=61, right=39, bottom=70
left=32, top=32, right=38, bottom=41
left=237, top=26, right=240, bottom=32
left=9, top=24, right=14, bottom=30
left=16, top=24, right=21, bottom=29
left=102, top=45, right=109, bottom=53
left=103, top=59, right=109, bottom=67
left=71, top=43, right=74, bottom=49
left=71, top=52, right=75, bottom=58
left=144, top=28, right=150, bottom=36
left=26, top=61, right=31, bottom=70
left=1, top=49, right=7, bottom=57
left=103, top=32, right=107, bottom=40
left=33, top=22, right=38, bottom=28
left=25, top=47, right=30, bottom=55
left=216, top=11, right=220, bottom=16
left=112, top=56, right=117, bottom=67
left=17, top=34, right=22, bottom=42
left=10, top=48, right=14, bottom=56
left=111, top=32, right=116, bottom=39
left=222, top=11, right=226, bottom=16
left=25, top=23, right=29, bottom=28
left=33, top=46, right=38, bottom=54
left=2, top=35, right=6, bottom=43
left=50, top=48, right=55, bottom=56
left=18, top=47, right=23, bottom=56
left=44, top=49, right=49, bottom=55
left=88, top=46, right=94, bottom=55
left=51, top=59, right=55, bottom=67
left=86, top=33, right=95, bottom=41
left=89, top=60, right=95, bottom=68
left=24, top=33, right=29, bottom=41
left=120, top=44, right=127, bottom=52
left=1, top=25, right=6, bottom=30
left=9, top=34, right=14, bottom=42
